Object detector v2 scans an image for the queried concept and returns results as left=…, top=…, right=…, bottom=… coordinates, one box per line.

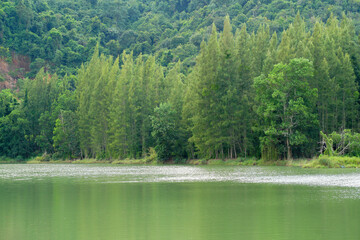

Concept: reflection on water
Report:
left=0, top=164, right=360, bottom=240
left=1, top=164, right=360, bottom=187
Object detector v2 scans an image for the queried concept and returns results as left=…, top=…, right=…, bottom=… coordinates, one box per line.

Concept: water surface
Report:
left=0, top=164, right=359, bottom=240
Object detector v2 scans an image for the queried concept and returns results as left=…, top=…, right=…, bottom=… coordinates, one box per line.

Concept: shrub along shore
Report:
left=1, top=156, right=359, bottom=168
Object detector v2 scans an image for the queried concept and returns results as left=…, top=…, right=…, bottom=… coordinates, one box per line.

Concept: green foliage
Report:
left=0, top=46, right=12, bottom=62
left=255, top=58, right=318, bottom=160
left=53, top=110, right=79, bottom=159
left=23, top=68, right=59, bottom=154
left=241, top=159, right=258, bottom=166
left=261, top=142, right=279, bottom=162
left=318, top=157, right=333, bottom=168
left=0, top=0, right=359, bottom=76
left=321, top=130, right=360, bottom=157
left=185, top=19, right=252, bottom=159
left=32, top=152, right=51, bottom=162
left=206, top=159, right=224, bottom=165
left=111, top=158, right=148, bottom=165
left=0, top=89, right=18, bottom=117
left=1, top=4, right=360, bottom=163
left=144, top=147, right=158, bottom=163
left=151, top=102, right=177, bottom=161
left=304, top=155, right=360, bottom=168
left=0, top=108, right=31, bottom=158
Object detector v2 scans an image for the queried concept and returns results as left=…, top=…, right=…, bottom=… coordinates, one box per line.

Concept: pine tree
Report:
left=263, top=32, right=278, bottom=75
left=77, top=45, right=101, bottom=158
left=187, top=24, right=221, bottom=158
left=235, top=24, right=252, bottom=88
left=339, top=53, right=358, bottom=130
left=251, top=24, right=269, bottom=77
left=108, top=52, right=133, bottom=159
left=276, top=29, right=293, bottom=64
left=24, top=68, right=58, bottom=153
left=218, top=15, right=239, bottom=159
left=53, top=110, right=79, bottom=159
left=127, top=55, right=144, bottom=158
left=141, top=56, right=165, bottom=155
left=165, top=61, right=188, bottom=158
left=88, top=55, right=113, bottom=158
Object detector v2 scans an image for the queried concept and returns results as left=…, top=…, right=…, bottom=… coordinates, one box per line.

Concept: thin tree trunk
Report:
left=234, top=143, right=237, bottom=159
left=342, top=93, right=346, bottom=129
left=287, top=135, right=291, bottom=160
left=244, top=129, right=247, bottom=159
left=221, top=146, right=224, bottom=160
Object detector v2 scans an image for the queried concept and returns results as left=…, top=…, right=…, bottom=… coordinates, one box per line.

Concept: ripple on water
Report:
left=0, top=164, right=360, bottom=188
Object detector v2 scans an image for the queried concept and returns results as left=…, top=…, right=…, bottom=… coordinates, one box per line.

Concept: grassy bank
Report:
left=3, top=156, right=360, bottom=168
left=0, top=156, right=24, bottom=164
left=25, top=157, right=304, bottom=166
left=26, top=158, right=150, bottom=165
left=188, top=158, right=310, bottom=167
left=302, top=156, right=360, bottom=168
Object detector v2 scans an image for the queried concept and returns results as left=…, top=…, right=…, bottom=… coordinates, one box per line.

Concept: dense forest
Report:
left=1, top=0, right=360, bottom=161
left=1, top=0, right=360, bottom=75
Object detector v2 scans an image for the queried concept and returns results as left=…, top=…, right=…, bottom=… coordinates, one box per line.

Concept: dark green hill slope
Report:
left=1, top=0, right=360, bottom=76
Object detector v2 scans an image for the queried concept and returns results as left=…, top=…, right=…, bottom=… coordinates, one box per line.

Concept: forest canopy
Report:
left=1, top=0, right=360, bottom=75
left=0, top=0, right=360, bottom=161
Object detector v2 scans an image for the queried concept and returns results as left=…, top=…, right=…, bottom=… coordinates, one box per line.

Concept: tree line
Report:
left=1, top=13, right=360, bottom=161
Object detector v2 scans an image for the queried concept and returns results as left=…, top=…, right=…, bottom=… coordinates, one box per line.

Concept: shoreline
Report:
left=1, top=156, right=360, bottom=168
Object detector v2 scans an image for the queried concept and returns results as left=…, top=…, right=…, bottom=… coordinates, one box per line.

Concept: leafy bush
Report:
left=145, top=147, right=158, bottom=163
left=242, top=159, right=258, bottom=166
left=173, top=158, right=187, bottom=164
left=0, top=156, right=14, bottom=162
left=304, top=156, right=360, bottom=168
left=34, top=153, right=51, bottom=162
left=111, top=158, right=147, bottom=164
left=188, top=159, right=207, bottom=165
left=207, top=160, right=224, bottom=165
left=318, top=157, right=332, bottom=167
left=321, top=130, right=360, bottom=157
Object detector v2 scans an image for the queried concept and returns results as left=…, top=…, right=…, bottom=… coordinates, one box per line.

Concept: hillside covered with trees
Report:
left=1, top=0, right=360, bottom=162
left=1, top=0, right=360, bottom=75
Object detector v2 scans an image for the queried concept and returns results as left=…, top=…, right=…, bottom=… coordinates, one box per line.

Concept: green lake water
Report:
left=0, top=164, right=360, bottom=240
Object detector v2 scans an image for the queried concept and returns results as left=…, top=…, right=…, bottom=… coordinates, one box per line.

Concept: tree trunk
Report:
left=221, top=146, right=224, bottom=160
left=286, top=135, right=292, bottom=160
left=244, top=130, right=247, bottom=159
left=234, top=144, right=237, bottom=159
left=342, top=93, right=346, bottom=130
